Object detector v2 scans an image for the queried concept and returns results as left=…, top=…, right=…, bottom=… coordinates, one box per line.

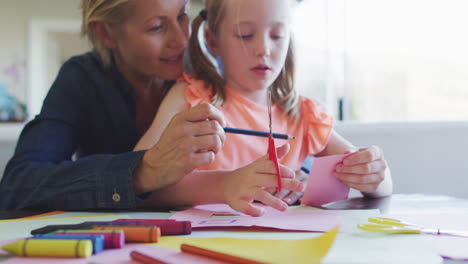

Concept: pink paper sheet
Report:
left=0, top=239, right=225, bottom=264
left=301, top=153, right=351, bottom=207
left=437, top=236, right=468, bottom=261
left=170, top=204, right=343, bottom=232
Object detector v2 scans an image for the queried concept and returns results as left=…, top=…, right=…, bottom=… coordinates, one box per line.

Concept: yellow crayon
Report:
left=2, top=239, right=92, bottom=258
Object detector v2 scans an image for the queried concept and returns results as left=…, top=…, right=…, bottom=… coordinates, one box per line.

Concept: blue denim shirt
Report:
left=0, top=52, right=150, bottom=210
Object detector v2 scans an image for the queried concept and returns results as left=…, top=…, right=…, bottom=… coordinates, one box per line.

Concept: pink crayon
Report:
left=53, top=230, right=125, bottom=249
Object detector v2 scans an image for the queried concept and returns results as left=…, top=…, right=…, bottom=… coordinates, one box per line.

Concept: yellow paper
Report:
left=157, top=226, right=339, bottom=264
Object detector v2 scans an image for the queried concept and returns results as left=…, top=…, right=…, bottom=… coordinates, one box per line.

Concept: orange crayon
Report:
left=92, top=226, right=160, bottom=243
left=181, top=243, right=264, bottom=264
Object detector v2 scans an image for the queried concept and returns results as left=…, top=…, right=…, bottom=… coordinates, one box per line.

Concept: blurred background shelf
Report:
left=0, top=122, right=24, bottom=141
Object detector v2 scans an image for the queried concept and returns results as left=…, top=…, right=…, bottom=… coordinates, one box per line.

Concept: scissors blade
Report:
left=267, top=88, right=281, bottom=192
left=425, top=229, right=468, bottom=238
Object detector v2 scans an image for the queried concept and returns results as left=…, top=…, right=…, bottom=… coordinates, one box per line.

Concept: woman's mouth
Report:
left=160, top=54, right=183, bottom=65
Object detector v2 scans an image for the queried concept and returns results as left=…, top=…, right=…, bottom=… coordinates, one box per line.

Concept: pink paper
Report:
left=437, top=236, right=468, bottom=260
left=0, top=239, right=225, bottom=264
left=301, top=153, right=351, bottom=207
left=171, top=204, right=343, bottom=232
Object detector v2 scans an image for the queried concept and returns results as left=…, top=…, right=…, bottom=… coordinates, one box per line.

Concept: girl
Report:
left=136, top=0, right=392, bottom=216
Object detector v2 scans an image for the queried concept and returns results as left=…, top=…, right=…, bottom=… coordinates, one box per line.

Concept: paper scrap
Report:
left=171, top=204, right=343, bottom=232
left=301, top=154, right=351, bottom=207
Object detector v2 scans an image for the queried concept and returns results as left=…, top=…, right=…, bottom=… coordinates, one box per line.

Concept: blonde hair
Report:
left=189, top=0, right=300, bottom=118
left=81, top=0, right=132, bottom=66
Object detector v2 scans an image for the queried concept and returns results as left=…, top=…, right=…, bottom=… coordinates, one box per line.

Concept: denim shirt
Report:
left=0, top=52, right=150, bottom=210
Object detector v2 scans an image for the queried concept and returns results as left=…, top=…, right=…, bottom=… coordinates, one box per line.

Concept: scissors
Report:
left=267, top=88, right=282, bottom=192
left=358, top=217, right=468, bottom=237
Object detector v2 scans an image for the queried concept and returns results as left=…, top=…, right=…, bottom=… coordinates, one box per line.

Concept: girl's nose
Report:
left=255, top=36, right=271, bottom=57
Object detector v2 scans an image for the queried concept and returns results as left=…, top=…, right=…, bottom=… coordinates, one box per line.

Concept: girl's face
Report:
left=208, top=0, right=291, bottom=104
left=111, top=0, right=189, bottom=81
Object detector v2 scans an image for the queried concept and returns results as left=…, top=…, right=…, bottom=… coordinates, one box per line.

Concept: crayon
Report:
left=53, top=230, right=125, bottom=249
left=86, top=220, right=192, bottom=235
left=181, top=243, right=263, bottom=264
left=92, top=226, right=160, bottom=243
left=2, top=239, right=92, bottom=258
left=130, top=250, right=168, bottom=264
left=33, top=234, right=105, bottom=254
left=31, top=223, right=87, bottom=235
left=115, top=218, right=175, bottom=222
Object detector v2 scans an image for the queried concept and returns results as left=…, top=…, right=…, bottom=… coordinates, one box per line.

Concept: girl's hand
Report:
left=334, top=145, right=388, bottom=193
left=266, top=169, right=308, bottom=205
left=223, top=144, right=305, bottom=217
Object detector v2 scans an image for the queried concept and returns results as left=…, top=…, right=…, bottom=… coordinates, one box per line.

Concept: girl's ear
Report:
left=205, top=29, right=220, bottom=56
left=91, top=22, right=117, bottom=49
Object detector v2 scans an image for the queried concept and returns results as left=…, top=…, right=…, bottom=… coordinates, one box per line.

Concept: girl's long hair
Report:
left=189, top=0, right=300, bottom=119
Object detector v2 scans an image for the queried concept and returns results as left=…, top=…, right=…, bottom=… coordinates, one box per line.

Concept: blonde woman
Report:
left=0, top=0, right=227, bottom=210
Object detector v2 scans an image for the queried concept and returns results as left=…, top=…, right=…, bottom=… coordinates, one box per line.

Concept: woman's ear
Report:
left=204, top=29, right=219, bottom=56
left=91, top=22, right=117, bottom=49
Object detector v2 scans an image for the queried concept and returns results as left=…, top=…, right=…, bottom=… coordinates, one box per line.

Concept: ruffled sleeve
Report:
left=178, top=73, right=214, bottom=108
left=301, top=97, right=334, bottom=155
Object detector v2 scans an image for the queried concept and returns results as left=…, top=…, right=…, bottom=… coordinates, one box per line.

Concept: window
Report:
left=293, top=0, right=468, bottom=122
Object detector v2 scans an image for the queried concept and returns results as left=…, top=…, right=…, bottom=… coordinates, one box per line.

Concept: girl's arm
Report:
left=137, top=144, right=305, bottom=216
left=317, top=130, right=393, bottom=198
left=134, top=82, right=190, bottom=151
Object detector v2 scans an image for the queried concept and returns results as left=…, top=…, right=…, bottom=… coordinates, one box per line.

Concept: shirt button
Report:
left=112, top=193, right=121, bottom=202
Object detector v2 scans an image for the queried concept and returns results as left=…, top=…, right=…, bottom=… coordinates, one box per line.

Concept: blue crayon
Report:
left=33, top=234, right=105, bottom=254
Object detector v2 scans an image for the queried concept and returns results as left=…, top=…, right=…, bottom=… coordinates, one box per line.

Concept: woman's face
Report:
left=111, top=0, right=189, bottom=81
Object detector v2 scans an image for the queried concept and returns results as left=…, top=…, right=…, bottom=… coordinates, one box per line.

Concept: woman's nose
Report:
left=168, top=23, right=189, bottom=49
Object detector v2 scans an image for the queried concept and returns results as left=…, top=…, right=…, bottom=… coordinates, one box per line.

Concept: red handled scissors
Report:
left=267, top=88, right=282, bottom=192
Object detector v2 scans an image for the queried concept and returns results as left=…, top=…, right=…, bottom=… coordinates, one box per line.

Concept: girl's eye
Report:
left=237, top=34, right=253, bottom=40
left=271, top=35, right=283, bottom=40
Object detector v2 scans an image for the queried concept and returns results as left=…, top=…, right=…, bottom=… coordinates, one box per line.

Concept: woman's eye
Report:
left=150, top=25, right=162, bottom=32
left=178, top=13, right=188, bottom=20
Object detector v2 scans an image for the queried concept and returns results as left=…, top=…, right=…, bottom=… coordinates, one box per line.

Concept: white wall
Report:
left=0, top=0, right=81, bottom=103
left=335, top=121, right=468, bottom=199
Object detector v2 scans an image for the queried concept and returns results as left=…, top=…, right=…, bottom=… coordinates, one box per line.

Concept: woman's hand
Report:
left=133, top=103, right=226, bottom=194
left=334, top=145, right=389, bottom=194
left=223, top=144, right=306, bottom=217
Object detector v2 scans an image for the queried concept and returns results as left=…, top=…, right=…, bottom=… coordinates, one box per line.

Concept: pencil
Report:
left=180, top=243, right=265, bottom=264
left=130, top=250, right=168, bottom=264
left=224, top=127, right=295, bottom=140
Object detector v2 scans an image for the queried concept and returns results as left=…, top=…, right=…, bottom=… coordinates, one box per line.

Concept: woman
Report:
left=0, top=0, right=229, bottom=210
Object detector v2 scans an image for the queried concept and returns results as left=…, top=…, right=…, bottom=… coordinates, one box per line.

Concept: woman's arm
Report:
left=318, top=130, right=393, bottom=198
left=0, top=57, right=145, bottom=210
left=134, top=82, right=190, bottom=151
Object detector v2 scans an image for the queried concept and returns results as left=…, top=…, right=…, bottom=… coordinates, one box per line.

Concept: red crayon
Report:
left=112, top=220, right=192, bottom=235
left=87, top=220, right=192, bottom=235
